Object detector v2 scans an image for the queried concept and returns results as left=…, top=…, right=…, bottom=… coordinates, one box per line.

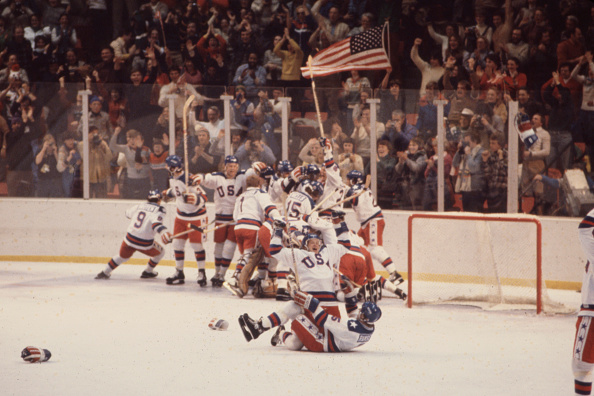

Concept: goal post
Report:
left=407, top=213, right=544, bottom=313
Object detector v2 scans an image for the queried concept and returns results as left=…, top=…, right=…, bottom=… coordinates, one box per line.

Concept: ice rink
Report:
left=0, top=260, right=581, bottom=396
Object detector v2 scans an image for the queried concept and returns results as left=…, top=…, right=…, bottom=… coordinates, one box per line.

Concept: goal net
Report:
left=407, top=213, right=572, bottom=314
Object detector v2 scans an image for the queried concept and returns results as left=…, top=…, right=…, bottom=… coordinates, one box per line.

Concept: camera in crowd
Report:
left=91, top=134, right=102, bottom=147
left=458, top=141, right=469, bottom=154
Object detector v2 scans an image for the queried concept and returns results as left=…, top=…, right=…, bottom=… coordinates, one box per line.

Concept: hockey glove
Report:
left=21, top=346, right=51, bottom=363
left=252, top=161, right=267, bottom=174
left=293, top=290, right=319, bottom=312
left=183, top=192, right=199, bottom=205
left=340, top=275, right=356, bottom=296
left=290, top=166, right=305, bottom=182
left=190, top=174, right=203, bottom=186
left=319, top=137, right=332, bottom=150
left=160, top=231, right=172, bottom=244
left=330, top=209, right=345, bottom=221
left=162, top=189, right=175, bottom=203
left=273, top=219, right=286, bottom=230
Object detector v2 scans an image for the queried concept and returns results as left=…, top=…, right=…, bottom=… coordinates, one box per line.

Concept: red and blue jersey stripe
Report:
left=177, top=207, right=207, bottom=218
left=309, top=291, right=337, bottom=302
left=125, top=233, right=153, bottom=248
left=580, top=216, right=594, bottom=228
left=237, top=219, right=262, bottom=227
left=216, top=213, right=234, bottom=222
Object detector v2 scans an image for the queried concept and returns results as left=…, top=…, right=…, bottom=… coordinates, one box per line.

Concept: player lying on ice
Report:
left=238, top=275, right=381, bottom=352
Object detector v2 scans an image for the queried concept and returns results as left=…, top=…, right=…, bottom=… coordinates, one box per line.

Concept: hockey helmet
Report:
left=302, top=233, right=322, bottom=251
left=259, top=166, right=275, bottom=179
left=224, top=155, right=239, bottom=165
left=305, top=164, right=321, bottom=180
left=359, top=301, right=382, bottom=323
left=304, top=180, right=324, bottom=199
left=277, top=160, right=294, bottom=175
left=346, top=170, right=364, bottom=185
left=165, top=155, right=183, bottom=174
left=147, top=189, right=163, bottom=203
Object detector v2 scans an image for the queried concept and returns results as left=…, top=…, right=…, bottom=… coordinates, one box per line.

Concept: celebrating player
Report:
left=95, top=189, right=172, bottom=279
left=193, top=156, right=261, bottom=286
left=573, top=209, right=594, bottom=395
left=239, top=275, right=381, bottom=352
left=346, top=169, right=404, bottom=286
left=226, top=174, right=282, bottom=297
left=163, top=155, right=209, bottom=286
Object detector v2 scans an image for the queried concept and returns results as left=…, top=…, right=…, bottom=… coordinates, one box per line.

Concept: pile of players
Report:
left=94, top=137, right=406, bottom=349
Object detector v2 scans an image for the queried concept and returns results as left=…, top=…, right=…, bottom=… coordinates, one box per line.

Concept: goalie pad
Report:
left=238, top=247, right=265, bottom=295
left=357, top=280, right=382, bottom=303
left=252, top=278, right=278, bottom=298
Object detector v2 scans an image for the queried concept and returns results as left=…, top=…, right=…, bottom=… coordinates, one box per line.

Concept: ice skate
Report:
left=197, top=269, right=207, bottom=287
left=224, top=270, right=244, bottom=297
left=95, top=271, right=110, bottom=280
left=395, top=288, right=407, bottom=301
left=238, top=313, right=265, bottom=342
left=275, top=287, right=291, bottom=301
left=140, top=270, right=158, bottom=279
left=389, top=271, right=404, bottom=286
left=270, top=325, right=285, bottom=346
left=166, top=269, right=185, bottom=285
left=211, top=273, right=224, bottom=287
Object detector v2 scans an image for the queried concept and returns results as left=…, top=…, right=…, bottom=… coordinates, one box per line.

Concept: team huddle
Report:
left=95, top=137, right=406, bottom=352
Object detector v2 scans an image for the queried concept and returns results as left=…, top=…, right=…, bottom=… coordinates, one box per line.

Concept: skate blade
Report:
left=223, top=281, right=244, bottom=298
left=238, top=315, right=253, bottom=342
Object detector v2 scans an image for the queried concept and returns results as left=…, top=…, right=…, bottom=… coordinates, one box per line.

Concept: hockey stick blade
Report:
left=189, top=224, right=204, bottom=232
left=223, top=281, right=244, bottom=298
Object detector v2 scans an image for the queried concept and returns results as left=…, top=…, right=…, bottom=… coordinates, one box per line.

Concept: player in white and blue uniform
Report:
left=163, top=155, right=209, bottom=286
left=193, top=156, right=261, bottom=286
left=573, top=210, right=594, bottom=395
left=238, top=272, right=381, bottom=352
left=95, top=189, right=172, bottom=279
left=346, top=170, right=403, bottom=286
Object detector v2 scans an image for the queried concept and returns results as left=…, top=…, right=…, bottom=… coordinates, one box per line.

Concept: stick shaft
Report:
left=307, top=56, right=325, bottom=137
left=307, top=187, right=337, bottom=215
left=182, top=95, right=196, bottom=187
left=319, top=189, right=366, bottom=212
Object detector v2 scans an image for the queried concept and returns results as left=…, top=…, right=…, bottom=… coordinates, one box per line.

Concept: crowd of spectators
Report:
left=0, top=0, right=592, bottom=216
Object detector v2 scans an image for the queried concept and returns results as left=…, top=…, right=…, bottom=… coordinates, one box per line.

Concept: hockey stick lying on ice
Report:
left=172, top=221, right=235, bottom=239
left=317, top=189, right=367, bottom=213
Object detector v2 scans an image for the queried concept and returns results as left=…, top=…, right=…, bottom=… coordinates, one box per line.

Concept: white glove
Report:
left=290, top=166, right=304, bottom=182
left=252, top=161, right=267, bottom=174
left=190, top=174, right=203, bottom=186
left=184, top=192, right=198, bottom=205
left=160, top=231, right=172, bottom=244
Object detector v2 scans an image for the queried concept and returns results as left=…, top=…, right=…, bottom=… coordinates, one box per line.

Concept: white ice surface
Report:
left=0, top=261, right=579, bottom=396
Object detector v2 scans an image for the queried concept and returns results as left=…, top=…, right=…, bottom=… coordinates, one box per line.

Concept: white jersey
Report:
left=270, top=234, right=348, bottom=303
left=578, top=211, right=594, bottom=317
left=334, top=221, right=365, bottom=260
left=268, top=175, right=287, bottom=207
left=167, top=173, right=207, bottom=220
left=320, top=150, right=347, bottom=215
left=349, top=186, right=383, bottom=227
left=308, top=304, right=376, bottom=352
left=201, top=169, right=255, bottom=222
left=233, top=187, right=281, bottom=231
left=124, top=202, right=167, bottom=250
left=285, top=190, right=315, bottom=233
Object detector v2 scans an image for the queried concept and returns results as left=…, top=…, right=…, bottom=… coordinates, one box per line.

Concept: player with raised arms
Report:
left=345, top=169, right=404, bottom=286
left=163, top=155, right=209, bottom=286
left=95, top=189, right=172, bottom=279
left=191, top=156, right=263, bottom=286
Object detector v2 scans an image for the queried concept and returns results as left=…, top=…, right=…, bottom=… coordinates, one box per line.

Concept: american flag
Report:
left=301, top=24, right=391, bottom=79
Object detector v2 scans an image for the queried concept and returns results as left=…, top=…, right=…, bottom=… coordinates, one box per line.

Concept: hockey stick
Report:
left=317, top=189, right=367, bottom=213
left=307, top=187, right=338, bottom=216
left=182, top=95, right=196, bottom=188
left=282, top=193, right=300, bottom=286
left=307, top=55, right=325, bottom=137
left=172, top=221, right=235, bottom=239
left=332, top=267, right=363, bottom=288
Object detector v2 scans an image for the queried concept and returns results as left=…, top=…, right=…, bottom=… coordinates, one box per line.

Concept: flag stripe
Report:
left=302, top=24, right=390, bottom=78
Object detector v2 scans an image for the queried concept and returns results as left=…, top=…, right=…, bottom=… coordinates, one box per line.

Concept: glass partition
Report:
left=1, top=81, right=587, bottom=218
